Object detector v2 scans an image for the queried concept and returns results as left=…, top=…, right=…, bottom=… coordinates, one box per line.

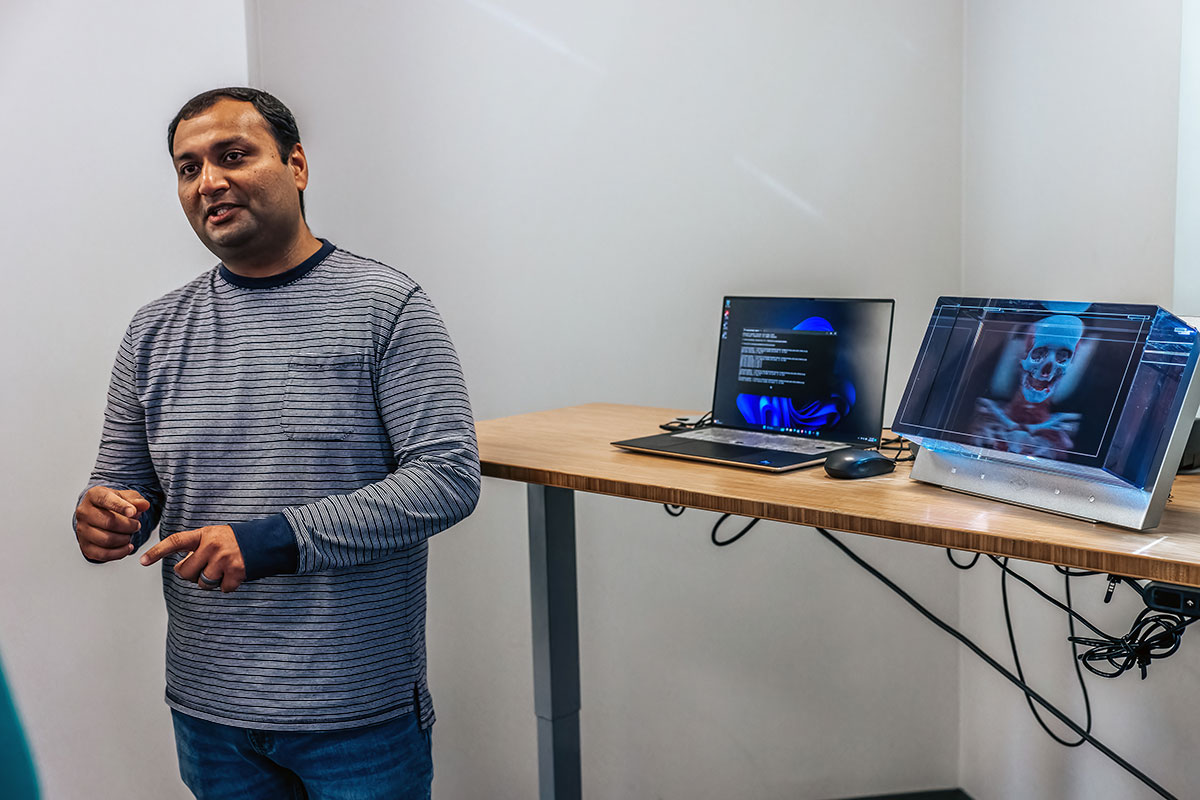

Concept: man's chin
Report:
left=202, top=224, right=257, bottom=253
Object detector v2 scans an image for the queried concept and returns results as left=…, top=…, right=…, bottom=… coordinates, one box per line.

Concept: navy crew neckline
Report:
left=218, top=239, right=336, bottom=289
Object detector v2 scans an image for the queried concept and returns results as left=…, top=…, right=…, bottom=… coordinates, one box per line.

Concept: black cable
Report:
left=999, top=557, right=1092, bottom=746
left=815, top=527, right=1178, bottom=800
left=987, top=557, right=1189, bottom=679
left=659, top=437, right=1185, bottom=776
left=946, top=549, right=980, bottom=570
left=1055, top=565, right=1103, bottom=577
left=1070, top=611, right=1197, bottom=680
left=711, top=514, right=759, bottom=546
left=880, top=435, right=916, bottom=463
left=658, top=411, right=713, bottom=433
left=659, top=501, right=758, bottom=546
left=987, top=556, right=1119, bottom=641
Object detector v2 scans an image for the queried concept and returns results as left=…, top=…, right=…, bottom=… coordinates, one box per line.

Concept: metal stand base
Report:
left=910, top=447, right=1164, bottom=530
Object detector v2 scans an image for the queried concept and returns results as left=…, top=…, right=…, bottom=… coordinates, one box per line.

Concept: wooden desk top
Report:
left=477, top=403, right=1200, bottom=587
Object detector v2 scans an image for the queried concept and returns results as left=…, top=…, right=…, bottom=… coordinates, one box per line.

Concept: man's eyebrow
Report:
left=173, top=136, right=254, bottom=163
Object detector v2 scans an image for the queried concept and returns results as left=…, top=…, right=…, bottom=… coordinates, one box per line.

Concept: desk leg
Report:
left=527, top=485, right=582, bottom=800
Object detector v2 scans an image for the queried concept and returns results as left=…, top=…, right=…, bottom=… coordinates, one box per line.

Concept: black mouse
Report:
left=823, top=448, right=896, bottom=479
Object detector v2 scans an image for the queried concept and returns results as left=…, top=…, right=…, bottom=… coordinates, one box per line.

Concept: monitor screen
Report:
left=892, top=297, right=1199, bottom=488
left=711, top=297, right=894, bottom=447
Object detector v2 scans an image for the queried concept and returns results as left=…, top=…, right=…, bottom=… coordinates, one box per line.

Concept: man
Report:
left=73, top=87, right=480, bottom=799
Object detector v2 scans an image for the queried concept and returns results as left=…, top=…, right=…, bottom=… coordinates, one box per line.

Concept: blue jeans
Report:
left=171, top=709, right=432, bottom=800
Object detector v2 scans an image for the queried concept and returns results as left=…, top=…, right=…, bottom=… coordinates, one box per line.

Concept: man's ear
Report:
left=289, top=143, right=309, bottom=191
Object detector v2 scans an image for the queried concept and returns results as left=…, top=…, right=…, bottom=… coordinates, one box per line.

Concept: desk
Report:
left=477, top=403, right=1200, bottom=800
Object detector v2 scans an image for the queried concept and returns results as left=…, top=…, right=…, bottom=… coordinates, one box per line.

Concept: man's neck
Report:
left=221, top=231, right=324, bottom=279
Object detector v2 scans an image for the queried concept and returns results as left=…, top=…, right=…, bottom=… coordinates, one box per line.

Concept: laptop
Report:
left=613, top=296, right=895, bottom=471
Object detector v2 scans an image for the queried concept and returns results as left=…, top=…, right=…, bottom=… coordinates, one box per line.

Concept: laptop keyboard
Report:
left=675, top=427, right=847, bottom=455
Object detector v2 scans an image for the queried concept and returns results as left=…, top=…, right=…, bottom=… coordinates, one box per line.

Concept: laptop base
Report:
left=612, top=434, right=836, bottom=472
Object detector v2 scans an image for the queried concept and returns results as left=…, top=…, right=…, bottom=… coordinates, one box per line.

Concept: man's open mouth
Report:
left=206, top=204, right=239, bottom=222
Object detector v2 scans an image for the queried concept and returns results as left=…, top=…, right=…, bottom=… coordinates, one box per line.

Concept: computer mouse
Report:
left=823, top=448, right=896, bottom=479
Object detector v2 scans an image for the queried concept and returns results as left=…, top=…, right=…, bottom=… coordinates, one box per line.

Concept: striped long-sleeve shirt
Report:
left=81, top=241, right=481, bottom=731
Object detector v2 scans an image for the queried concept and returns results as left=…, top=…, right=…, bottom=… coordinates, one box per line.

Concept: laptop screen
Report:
left=711, top=297, right=895, bottom=447
left=891, top=297, right=1199, bottom=488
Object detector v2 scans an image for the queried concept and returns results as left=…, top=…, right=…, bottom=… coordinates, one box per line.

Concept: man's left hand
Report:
left=141, top=525, right=247, bottom=593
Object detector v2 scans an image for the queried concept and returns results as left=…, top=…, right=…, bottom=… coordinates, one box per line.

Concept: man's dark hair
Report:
left=168, top=87, right=306, bottom=215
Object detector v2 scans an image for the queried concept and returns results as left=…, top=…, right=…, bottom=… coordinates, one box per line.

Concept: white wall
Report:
left=960, top=3, right=1198, bottom=799
left=1176, top=0, right=1200, bottom=314
left=963, top=0, right=1180, bottom=304
left=0, top=2, right=247, bottom=798
left=249, top=2, right=965, bottom=798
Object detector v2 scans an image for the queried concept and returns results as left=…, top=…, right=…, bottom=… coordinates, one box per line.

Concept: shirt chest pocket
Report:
left=282, top=354, right=374, bottom=441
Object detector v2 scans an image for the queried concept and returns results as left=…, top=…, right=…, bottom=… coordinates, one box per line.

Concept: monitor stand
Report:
left=912, top=449, right=1166, bottom=529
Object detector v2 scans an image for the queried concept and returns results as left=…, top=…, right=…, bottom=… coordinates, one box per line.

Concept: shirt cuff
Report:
left=229, top=514, right=300, bottom=580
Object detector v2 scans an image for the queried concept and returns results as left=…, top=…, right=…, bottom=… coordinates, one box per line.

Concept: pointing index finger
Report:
left=140, top=530, right=202, bottom=567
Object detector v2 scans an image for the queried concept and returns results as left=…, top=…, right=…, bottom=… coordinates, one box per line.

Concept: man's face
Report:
left=172, top=99, right=307, bottom=258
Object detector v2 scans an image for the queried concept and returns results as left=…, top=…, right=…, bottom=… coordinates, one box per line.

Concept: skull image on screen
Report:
left=1019, top=315, right=1084, bottom=404
left=969, top=314, right=1089, bottom=458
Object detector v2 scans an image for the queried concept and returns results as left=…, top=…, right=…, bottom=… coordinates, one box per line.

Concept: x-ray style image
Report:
left=967, top=314, right=1094, bottom=459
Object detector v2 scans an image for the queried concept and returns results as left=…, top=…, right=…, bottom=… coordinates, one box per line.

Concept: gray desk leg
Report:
left=527, top=485, right=582, bottom=800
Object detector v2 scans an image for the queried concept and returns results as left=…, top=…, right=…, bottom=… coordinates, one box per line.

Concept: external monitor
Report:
left=891, top=297, right=1200, bottom=529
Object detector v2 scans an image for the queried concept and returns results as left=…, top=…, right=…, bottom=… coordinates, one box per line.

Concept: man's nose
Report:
left=197, top=161, right=229, bottom=195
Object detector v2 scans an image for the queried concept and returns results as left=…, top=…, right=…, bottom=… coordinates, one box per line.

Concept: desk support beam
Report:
left=527, top=485, right=581, bottom=800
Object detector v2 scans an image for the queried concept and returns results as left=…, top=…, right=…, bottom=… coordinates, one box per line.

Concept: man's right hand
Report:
left=75, top=487, right=151, bottom=562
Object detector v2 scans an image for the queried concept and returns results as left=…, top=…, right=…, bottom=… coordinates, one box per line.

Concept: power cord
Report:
left=946, top=549, right=981, bottom=570
left=945, top=546, right=1100, bottom=711
left=948, top=549, right=1198, bottom=747
left=660, top=497, right=757, bottom=547
left=984, top=556, right=1121, bottom=642
left=879, top=435, right=916, bottom=463
left=998, top=556, right=1092, bottom=746
left=710, top=514, right=759, bottom=547
left=661, top=502, right=1186, bottom=796
left=818, top=528, right=1178, bottom=800
left=982, top=555, right=1195, bottom=679
left=659, top=411, right=713, bottom=432
left=1071, top=608, right=1196, bottom=680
